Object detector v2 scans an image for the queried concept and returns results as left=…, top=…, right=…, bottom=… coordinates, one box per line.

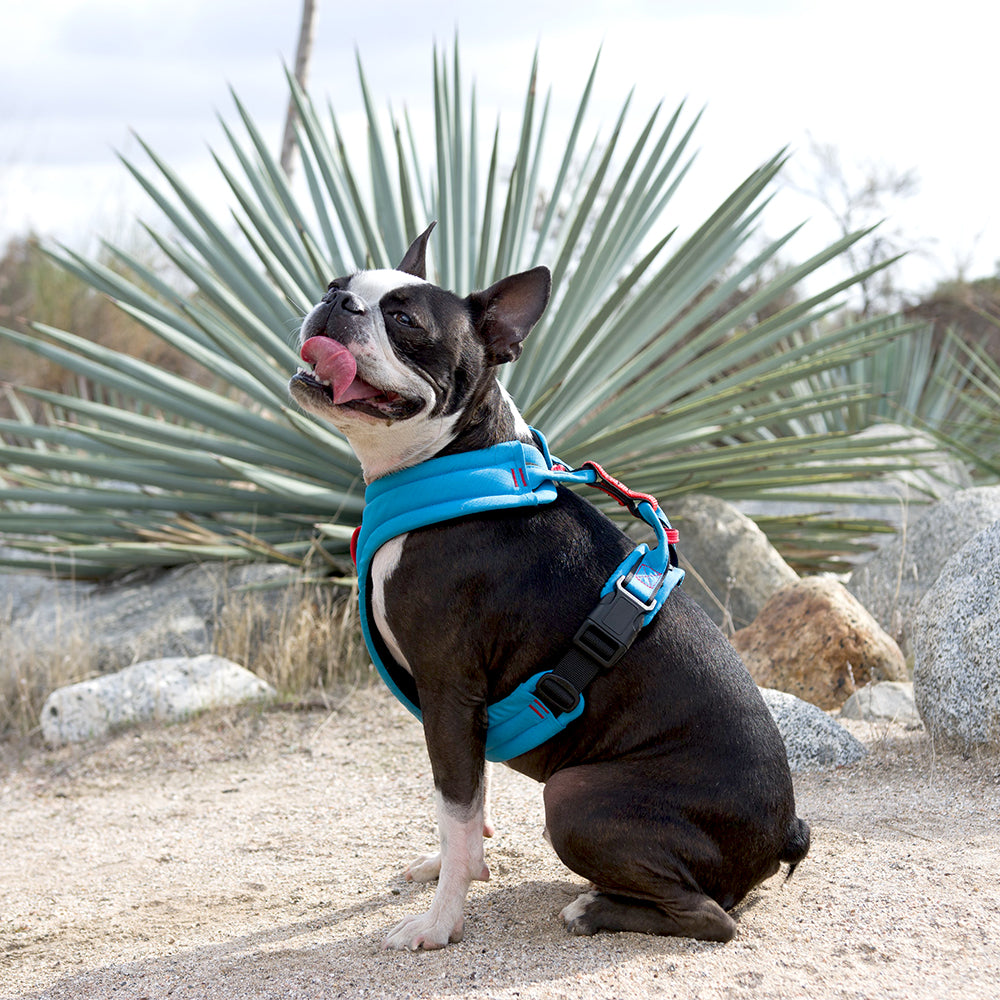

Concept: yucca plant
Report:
left=776, top=316, right=1000, bottom=451
left=905, top=329, right=1000, bottom=477
left=722, top=317, right=1000, bottom=567
left=0, top=45, right=951, bottom=578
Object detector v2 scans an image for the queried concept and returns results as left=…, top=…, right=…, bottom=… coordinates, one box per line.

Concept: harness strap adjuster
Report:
left=533, top=673, right=581, bottom=715
left=614, top=572, right=660, bottom=612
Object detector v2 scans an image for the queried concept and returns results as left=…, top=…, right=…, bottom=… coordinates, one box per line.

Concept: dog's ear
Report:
left=396, top=222, right=437, bottom=279
left=468, top=266, right=552, bottom=365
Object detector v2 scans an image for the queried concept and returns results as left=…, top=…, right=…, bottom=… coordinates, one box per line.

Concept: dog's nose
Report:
left=322, top=288, right=366, bottom=315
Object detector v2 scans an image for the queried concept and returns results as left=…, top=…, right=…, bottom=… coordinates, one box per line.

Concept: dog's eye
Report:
left=393, top=312, right=417, bottom=328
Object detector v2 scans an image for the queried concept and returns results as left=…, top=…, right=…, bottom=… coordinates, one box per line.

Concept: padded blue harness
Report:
left=352, top=428, right=684, bottom=762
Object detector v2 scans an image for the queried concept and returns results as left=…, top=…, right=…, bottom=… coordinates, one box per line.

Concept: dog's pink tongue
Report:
left=300, top=337, right=378, bottom=404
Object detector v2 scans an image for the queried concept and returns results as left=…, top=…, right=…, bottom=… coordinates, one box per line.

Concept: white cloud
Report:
left=0, top=0, right=994, bottom=289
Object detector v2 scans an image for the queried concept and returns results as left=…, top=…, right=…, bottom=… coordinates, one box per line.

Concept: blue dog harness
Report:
left=352, top=429, right=684, bottom=762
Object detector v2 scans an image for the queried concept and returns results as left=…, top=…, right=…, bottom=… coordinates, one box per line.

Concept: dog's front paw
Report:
left=383, top=910, right=464, bottom=951
left=405, top=852, right=442, bottom=883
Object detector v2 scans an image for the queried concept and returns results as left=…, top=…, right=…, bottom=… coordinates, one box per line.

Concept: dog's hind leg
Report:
left=560, top=887, right=735, bottom=942
left=543, top=764, right=738, bottom=943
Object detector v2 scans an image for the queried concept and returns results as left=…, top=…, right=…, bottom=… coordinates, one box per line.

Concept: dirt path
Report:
left=2, top=687, right=998, bottom=999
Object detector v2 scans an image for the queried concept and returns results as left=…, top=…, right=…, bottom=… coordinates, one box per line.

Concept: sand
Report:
left=1, top=686, right=998, bottom=1000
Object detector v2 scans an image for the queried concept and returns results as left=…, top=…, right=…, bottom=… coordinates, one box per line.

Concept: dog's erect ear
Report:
left=396, top=222, right=437, bottom=279
left=468, top=266, right=552, bottom=365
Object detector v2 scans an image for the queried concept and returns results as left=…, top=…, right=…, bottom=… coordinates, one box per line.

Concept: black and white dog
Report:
left=289, top=225, right=809, bottom=951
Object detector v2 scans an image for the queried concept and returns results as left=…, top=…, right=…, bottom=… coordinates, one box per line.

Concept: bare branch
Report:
left=280, top=0, right=318, bottom=179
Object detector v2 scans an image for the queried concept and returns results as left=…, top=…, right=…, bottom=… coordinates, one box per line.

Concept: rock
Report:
left=848, top=485, right=1000, bottom=657
left=6, top=561, right=295, bottom=674
left=760, top=688, right=867, bottom=771
left=841, top=681, right=921, bottom=727
left=732, top=576, right=907, bottom=709
left=40, top=654, right=276, bottom=745
left=912, top=521, right=1000, bottom=751
left=0, top=560, right=82, bottom=624
left=653, top=494, right=798, bottom=631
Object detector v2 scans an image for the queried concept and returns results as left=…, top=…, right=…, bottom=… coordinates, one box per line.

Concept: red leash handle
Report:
left=581, top=461, right=659, bottom=516
left=580, top=462, right=679, bottom=546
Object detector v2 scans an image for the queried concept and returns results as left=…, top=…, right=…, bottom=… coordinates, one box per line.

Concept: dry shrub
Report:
left=0, top=232, right=207, bottom=420
left=0, top=594, right=102, bottom=741
left=0, top=574, right=372, bottom=743
left=212, top=579, right=373, bottom=702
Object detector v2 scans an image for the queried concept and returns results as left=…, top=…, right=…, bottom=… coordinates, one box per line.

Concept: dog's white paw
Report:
left=404, top=852, right=442, bottom=883
left=560, top=890, right=600, bottom=934
left=383, top=910, right=464, bottom=951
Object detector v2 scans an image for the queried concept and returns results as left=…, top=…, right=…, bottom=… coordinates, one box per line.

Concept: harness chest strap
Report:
left=352, top=430, right=684, bottom=762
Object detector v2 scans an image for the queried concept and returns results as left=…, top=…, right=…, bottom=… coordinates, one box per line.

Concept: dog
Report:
left=289, top=224, right=809, bottom=951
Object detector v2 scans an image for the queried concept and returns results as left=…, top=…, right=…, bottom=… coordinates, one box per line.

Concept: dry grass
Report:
left=0, top=589, right=103, bottom=740
left=211, top=577, right=372, bottom=703
left=1, top=573, right=373, bottom=743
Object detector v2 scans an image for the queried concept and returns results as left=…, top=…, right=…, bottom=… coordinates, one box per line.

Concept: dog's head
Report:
left=290, top=224, right=551, bottom=477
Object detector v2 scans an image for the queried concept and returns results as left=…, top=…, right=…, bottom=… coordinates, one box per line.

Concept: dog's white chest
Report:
left=370, top=534, right=412, bottom=672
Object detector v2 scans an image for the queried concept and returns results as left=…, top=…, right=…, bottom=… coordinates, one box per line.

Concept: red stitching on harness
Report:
left=530, top=700, right=548, bottom=719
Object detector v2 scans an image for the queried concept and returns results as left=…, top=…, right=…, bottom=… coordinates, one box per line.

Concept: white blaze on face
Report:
left=346, top=268, right=426, bottom=303
left=299, top=268, right=461, bottom=481
left=324, top=269, right=431, bottom=407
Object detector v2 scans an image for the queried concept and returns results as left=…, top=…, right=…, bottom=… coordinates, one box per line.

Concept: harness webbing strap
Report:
left=354, top=438, right=561, bottom=720
left=352, top=428, right=684, bottom=762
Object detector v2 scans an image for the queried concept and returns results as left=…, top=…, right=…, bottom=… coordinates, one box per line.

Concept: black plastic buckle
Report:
left=534, top=673, right=581, bottom=715
left=571, top=578, right=654, bottom=670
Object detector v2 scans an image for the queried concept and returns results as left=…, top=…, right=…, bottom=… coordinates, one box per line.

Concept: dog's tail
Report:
left=780, top=816, right=811, bottom=881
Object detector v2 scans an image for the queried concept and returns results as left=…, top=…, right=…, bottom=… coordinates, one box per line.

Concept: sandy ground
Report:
left=1, top=686, right=999, bottom=1000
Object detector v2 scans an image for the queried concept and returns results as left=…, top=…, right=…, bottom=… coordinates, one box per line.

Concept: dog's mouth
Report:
left=293, top=337, right=421, bottom=419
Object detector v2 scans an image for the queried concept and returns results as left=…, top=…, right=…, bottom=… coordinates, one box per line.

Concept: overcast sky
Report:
left=2, top=0, right=995, bottom=298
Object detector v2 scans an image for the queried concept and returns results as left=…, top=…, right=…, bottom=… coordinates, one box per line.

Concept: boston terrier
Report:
left=289, top=224, right=809, bottom=951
